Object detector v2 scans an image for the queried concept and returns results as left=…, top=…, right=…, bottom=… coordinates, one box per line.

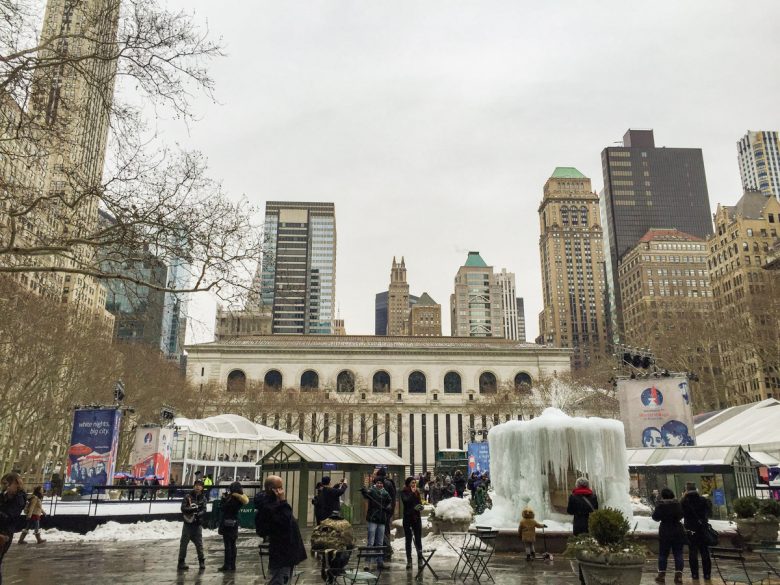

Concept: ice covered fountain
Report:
left=477, top=407, right=632, bottom=529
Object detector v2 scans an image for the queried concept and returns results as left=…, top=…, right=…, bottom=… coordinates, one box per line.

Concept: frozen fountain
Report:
left=477, top=407, right=632, bottom=528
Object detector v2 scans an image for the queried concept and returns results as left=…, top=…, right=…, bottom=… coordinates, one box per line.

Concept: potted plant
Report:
left=566, top=508, right=646, bottom=585
left=733, top=497, right=780, bottom=546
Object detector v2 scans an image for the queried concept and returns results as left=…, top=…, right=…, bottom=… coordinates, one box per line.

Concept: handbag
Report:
left=700, top=522, right=719, bottom=547
left=222, top=518, right=238, bottom=528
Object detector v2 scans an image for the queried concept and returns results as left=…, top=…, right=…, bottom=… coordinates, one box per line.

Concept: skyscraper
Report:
left=387, top=257, right=410, bottom=335
left=450, top=252, right=504, bottom=337
left=738, top=131, right=780, bottom=201
left=601, top=129, right=713, bottom=339
left=496, top=269, right=521, bottom=340
left=538, top=168, right=608, bottom=366
left=515, top=298, right=526, bottom=342
left=256, top=201, right=336, bottom=334
left=409, top=292, right=442, bottom=336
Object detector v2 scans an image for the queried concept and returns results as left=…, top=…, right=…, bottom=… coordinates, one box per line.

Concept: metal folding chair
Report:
left=441, top=531, right=470, bottom=580
left=259, top=541, right=303, bottom=584
left=461, top=527, right=498, bottom=583
left=338, top=546, right=385, bottom=585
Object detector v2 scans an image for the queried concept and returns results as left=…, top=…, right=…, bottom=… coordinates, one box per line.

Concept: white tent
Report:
left=695, top=398, right=780, bottom=462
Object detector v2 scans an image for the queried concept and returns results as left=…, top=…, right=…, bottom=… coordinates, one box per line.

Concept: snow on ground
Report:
left=434, top=498, right=473, bottom=521
left=391, top=533, right=465, bottom=558
left=41, top=520, right=219, bottom=542
left=631, top=496, right=652, bottom=516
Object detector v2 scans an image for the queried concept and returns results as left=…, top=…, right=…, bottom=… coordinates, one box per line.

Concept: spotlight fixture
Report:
left=160, top=406, right=176, bottom=422
left=113, top=379, right=126, bottom=403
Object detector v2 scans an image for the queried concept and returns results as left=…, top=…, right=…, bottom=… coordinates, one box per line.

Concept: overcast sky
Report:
left=173, top=0, right=780, bottom=343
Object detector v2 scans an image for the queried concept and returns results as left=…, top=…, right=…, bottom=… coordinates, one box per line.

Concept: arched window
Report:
left=514, top=372, right=533, bottom=393
left=408, top=371, right=426, bottom=394
left=264, top=369, right=283, bottom=391
left=372, top=371, right=391, bottom=393
left=300, top=370, right=319, bottom=391
left=479, top=371, right=497, bottom=394
left=227, top=370, right=246, bottom=392
left=337, top=370, right=355, bottom=393
left=444, top=371, right=462, bottom=394
left=747, top=228, right=753, bottom=237
left=580, top=206, right=588, bottom=225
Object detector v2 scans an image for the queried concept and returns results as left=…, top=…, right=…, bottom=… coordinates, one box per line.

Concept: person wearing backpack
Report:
left=567, top=477, right=598, bottom=585
left=218, top=481, right=248, bottom=573
left=681, top=483, right=713, bottom=582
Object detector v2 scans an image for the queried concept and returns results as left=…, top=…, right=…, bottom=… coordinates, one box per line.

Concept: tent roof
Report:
left=262, top=441, right=406, bottom=467
left=174, top=414, right=301, bottom=442
left=626, top=446, right=744, bottom=467
left=695, top=399, right=780, bottom=451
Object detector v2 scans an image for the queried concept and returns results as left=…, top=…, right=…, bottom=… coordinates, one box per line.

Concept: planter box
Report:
left=429, top=517, right=471, bottom=534
left=736, top=518, right=779, bottom=546
left=576, top=559, right=645, bottom=585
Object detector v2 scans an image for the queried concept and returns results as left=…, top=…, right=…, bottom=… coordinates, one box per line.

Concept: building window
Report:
left=479, top=371, right=498, bottom=394
left=372, top=370, right=391, bottom=393
left=264, top=369, right=283, bottom=391
left=300, top=370, right=319, bottom=390
left=514, top=372, right=533, bottom=393
left=408, top=371, right=426, bottom=394
left=227, top=370, right=246, bottom=392
left=444, top=371, right=462, bottom=394
left=337, top=370, right=355, bottom=393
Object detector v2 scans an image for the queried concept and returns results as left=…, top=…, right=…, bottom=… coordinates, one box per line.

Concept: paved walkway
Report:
left=3, top=533, right=733, bottom=585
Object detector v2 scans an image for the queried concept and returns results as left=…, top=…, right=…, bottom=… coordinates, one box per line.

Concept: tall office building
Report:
left=738, top=131, right=780, bottom=201
left=450, top=252, right=504, bottom=337
left=0, top=0, right=119, bottom=326
left=708, top=191, right=780, bottom=405
left=409, top=292, right=442, bottom=337
left=515, top=298, right=526, bottom=342
left=496, top=269, right=521, bottom=340
left=538, top=168, right=608, bottom=367
left=255, top=202, right=336, bottom=334
left=387, top=257, right=411, bottom=335
left=618, top=229, right=711, bottom=347
left=601, top=129, right=713, bottom=339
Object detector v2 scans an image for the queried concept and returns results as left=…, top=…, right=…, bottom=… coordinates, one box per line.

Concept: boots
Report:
left=198, top=558, right=206, bottom=571
left=34, top=532, right=46, bottom=544
left=18, top=530, right=28, bottom=544
left=674, top=572, right=683, bottom=584
left=177, top=561, right=189, bottom=571
left=655, top=572, right=666, bottom=584
left=405, top=558, right=412, bottom=570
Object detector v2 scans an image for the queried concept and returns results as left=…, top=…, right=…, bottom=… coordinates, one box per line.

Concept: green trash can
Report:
left=340, top=502, right=352, bottom=523
left=210, top=497, right=256, bottom=530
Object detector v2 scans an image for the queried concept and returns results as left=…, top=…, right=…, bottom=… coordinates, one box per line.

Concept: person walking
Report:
left=218, top=481, right=248, bottom=572
left=167, top=477, right=177, bottom=500
left=518, top=507, right=546, bottom=560
left=400, top=477, right=424, bottom=570
left=681, top=482, right=713, bottom=582
left=127, top=477, right=136, bottom=501
left=360, top=478, right=391, bottom=570
left=18, top=486, right=45, bottom=544
left=255, top=475, right=307, bottom=585
left=316, top=477, right=348, bottom=525
left=652, top=488, right=686, bottom=584
left=453, top=470, right=467, bottom=498
left=0, top=473, right=26, bottom=585
left=567, top=477, right=598, bottom=585
left=178, top=479, right=207, bottom=571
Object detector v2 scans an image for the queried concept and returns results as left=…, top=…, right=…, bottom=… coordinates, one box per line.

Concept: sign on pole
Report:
left=618, top=376, right=695, bottom=448
left=129, top=427, right=173, bottom=483
left=467, top=442, right=490, bottom=474
left=66, top=408, right=122, bottom=488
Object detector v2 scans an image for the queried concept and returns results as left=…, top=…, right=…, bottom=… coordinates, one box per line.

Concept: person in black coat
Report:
left=178, top=480, right=208, bottom=571
left=218, top=481, right=249, bottom=572
left=315, top=476, right=348, bottom=524
left=453, top=470, right=467, bottom=498
left=651, top=488, right=686, bottom=584
left=680, top=483, right=712, bottom=581
left=256, top=475, right=307, bottom=585
left=567, top=477, right=599, bottom=585
left=373, top=468, right=395, bottom=560
left=400, top=477, right=424, bottom=570
left=0, top=473, right=26, bottom=585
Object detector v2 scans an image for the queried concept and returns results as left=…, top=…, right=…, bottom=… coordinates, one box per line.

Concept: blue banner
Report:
left=467, top=442, right=490, bottom=474
left=66, top=408, right=122, bottom=489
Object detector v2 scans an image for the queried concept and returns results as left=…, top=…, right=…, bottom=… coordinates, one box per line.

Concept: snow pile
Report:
left=631, top=497, right=652, bottom=516
left=433, top=497, right=473, bottom=522
left=391, top=533, right=464, bottom=558
left=477, top=408, right=632, bottom=528
left=41, top=520, right=218, bottom=542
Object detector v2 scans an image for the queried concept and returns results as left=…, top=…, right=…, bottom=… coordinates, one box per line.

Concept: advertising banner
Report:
left=66, top=408, right=122, bottom=488
left=129, top=427, right=173, bottom=484
left=618, top=376, right=695, bottom=448
left=467, top=442, right=490, bottom=474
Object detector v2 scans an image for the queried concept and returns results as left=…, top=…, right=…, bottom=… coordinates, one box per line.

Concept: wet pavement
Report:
left=2, top=533, right=734, bottom=585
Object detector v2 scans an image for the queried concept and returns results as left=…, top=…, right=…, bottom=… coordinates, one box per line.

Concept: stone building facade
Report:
left=408, top=293, right=441, bottom=336
left=185, top=335, right=570, bottom=474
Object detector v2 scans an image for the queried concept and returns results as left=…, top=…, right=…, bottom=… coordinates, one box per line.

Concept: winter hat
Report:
left=522, top=508, right=535, bottom=519
left=229, top=481, right=243, bottom=494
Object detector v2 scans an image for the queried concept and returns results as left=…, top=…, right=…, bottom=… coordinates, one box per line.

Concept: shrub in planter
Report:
left=565, top=508, right=646, bottom=585
left=733, top=496, right=780, bottom=545
left=61, top=488, right=81, bottom=501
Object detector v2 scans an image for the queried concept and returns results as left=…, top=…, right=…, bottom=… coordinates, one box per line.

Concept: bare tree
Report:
left=1, top=0, right=263, bottom=303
